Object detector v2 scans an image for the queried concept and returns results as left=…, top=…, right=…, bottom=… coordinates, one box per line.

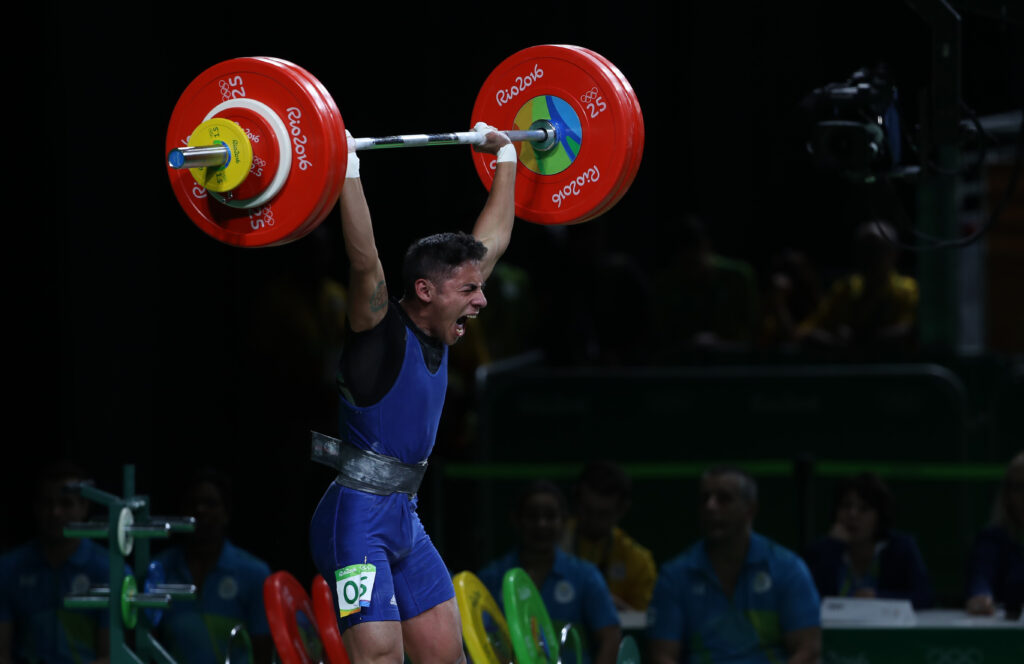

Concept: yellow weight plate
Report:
left=453, top=571, right=515, bottom=664
left=187, top=118, right=253, bottom=193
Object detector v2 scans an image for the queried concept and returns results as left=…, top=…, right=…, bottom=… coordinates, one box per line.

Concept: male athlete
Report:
left=309, top=122, right=517, bottom=664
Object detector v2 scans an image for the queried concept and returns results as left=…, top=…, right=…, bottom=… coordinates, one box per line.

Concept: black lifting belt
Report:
left=310, top=431, right=427, bottom=496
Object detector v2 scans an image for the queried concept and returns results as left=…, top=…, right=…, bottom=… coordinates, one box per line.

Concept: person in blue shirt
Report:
left=153, top=466, right=273, bottom=664
left=648, top=466, right=821, bottom=664
left=0, top=460, right=111, bottom=664
left=478, top=479, right=622, bottom=664
left=802, top=472, right=934, bottom=609
left=965, top=451, right=1024, bottom=618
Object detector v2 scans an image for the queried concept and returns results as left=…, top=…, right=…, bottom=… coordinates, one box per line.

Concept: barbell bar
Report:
left=167, top=125, right=558, bottom=170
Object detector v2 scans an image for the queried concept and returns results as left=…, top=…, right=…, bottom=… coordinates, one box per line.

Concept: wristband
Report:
left=496, top=143, right=517, bottom=164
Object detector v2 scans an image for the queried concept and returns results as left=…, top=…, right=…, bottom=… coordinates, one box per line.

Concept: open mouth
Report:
left=454, top=314, right=476, bottom=338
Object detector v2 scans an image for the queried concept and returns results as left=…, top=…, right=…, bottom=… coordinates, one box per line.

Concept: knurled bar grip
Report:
left=167, top=128, right=551, bottom=169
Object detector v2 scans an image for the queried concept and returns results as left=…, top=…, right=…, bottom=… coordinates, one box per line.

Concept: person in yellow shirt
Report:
left=797, top=220, right=918, bottom=356
left=561, top=460, right=657, bottom=611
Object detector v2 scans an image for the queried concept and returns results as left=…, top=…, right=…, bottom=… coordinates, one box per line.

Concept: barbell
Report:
left=165, top=44, right=645, bottom=248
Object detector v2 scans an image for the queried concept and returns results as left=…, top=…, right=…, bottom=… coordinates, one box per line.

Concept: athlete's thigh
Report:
left=402, top=597, right=465, bottom=664
left=390, top=516, right=455, bottom=621
left=343, top=619, right=405, bottom=664
left=309, top=484, right=404, bottom=632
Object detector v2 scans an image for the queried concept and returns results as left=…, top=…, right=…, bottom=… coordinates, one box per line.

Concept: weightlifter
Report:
left=309, top=122, right=517, bottom=664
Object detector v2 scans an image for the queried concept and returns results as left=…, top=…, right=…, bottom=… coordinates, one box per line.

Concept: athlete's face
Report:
left=423, top=261, right=487, bottom=346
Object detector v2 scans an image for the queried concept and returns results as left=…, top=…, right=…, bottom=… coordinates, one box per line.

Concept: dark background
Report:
left=9, top=1, right=1022, bottom=605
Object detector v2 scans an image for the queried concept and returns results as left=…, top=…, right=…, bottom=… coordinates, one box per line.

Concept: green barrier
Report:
left=441, top=460, right=1007, bottom=481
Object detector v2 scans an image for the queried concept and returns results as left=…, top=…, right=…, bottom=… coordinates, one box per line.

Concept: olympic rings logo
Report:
left=551, top=165, right=601, bottom=208
left=580, top=87, right=602, bottom=103
left=219, top=75, right=246, bottom=101
left=925, top=648, right=984, bottom=664
left=249, top=205, right=275, bottom=230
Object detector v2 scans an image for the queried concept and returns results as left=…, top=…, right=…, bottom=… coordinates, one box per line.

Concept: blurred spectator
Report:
left=242, top=225, right=348, bottom=439
left=152, top=467, right=273, bottom=664
left=561, top=460, right=657, bottom=611
left=802, top=472, right=934, bottom=609
left=965, top=451, right=1024, bottom=618
left=478, top=479, right=621, bottom=664
left=0, top=460, right=110, bottom=664
left=647, top=467, right=821, bottom=664
left=796, top=220, right=918, bottom=357
left=758, top=248, right=823, bottom=351
left=653, top=214, right=759, bottom=359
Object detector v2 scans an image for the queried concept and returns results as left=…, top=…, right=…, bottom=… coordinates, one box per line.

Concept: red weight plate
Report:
left=259, top=57, right=346, bottom=243
left=312, top=575, right=352, bottom=664
left=242, top=57, right=342, bottom=246
left=263, top=571, right=324, bottom=664
left=251, top=58, right=340, bottom=244
left=166, top=58, right=338, bottom=247
left=472, top=45, right=634, bottom=225
left=568, top=46, right=645, bottom=222
left=210, top=106, right=282, bottom=202
left=559, top=46, right=639, bottom=223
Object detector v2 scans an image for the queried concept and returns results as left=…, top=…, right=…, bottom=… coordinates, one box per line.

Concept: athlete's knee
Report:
left=343, top=623, right=405, bottom=664
left=406, top=641, right=466, bottom=664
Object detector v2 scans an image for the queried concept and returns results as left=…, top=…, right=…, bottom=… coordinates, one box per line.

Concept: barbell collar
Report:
left=167, top=144, right=232, bottom=169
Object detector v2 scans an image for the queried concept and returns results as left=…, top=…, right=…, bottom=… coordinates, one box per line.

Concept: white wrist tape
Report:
left=346, top=151, right=360, bottom=178
left=345, top=129, right=360, bottom=178
left=496, top=143, right=517, bottom=163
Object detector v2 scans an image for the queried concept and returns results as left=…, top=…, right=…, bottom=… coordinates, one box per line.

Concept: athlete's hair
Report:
left=402, top=232, right=487, bottom=298
left=832, top=472, right=894, bottom=540
left=701, top=465, right=759, bottom=506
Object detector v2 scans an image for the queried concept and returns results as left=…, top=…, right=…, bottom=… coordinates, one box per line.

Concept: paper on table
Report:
left=821, top=596, right=917, bottom=627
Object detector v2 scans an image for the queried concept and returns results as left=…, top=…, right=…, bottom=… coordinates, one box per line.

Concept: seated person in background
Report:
left=478, top=479, right=621, bottom=664
left=758, top=248, right=822, bottom=351
left=648, top=467, right=821, bottom=664
left=653, top=213, right=759, bottom=357
left=561, top=460, right=657, bottom=611
left=796, top=220, right=918, bottom=356
left=0, top=460, right=111, bottom=664
left=965, top=450, right=1024, bottom=618
left=153, top=467, right=273, bottom=664
left=802, top=472, right=934, bottom=609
